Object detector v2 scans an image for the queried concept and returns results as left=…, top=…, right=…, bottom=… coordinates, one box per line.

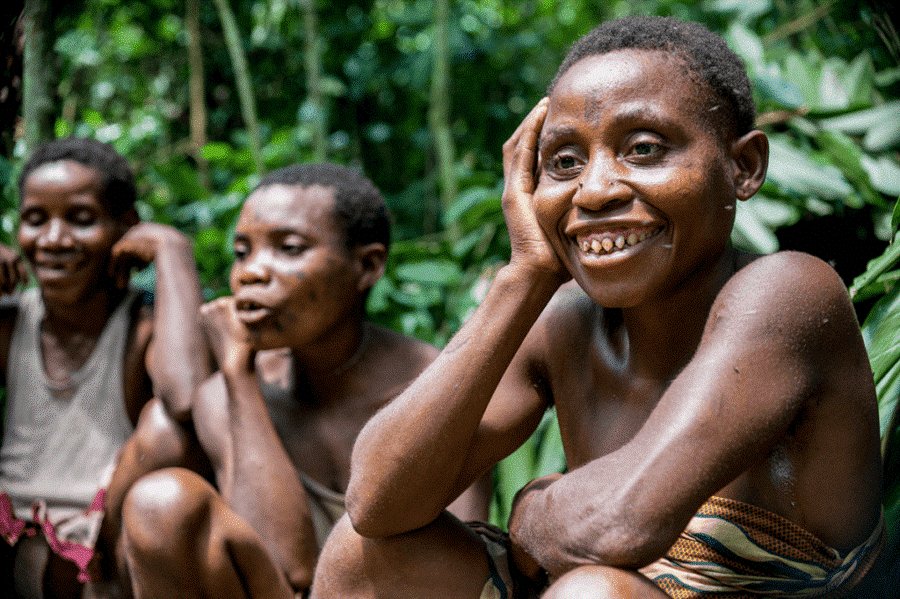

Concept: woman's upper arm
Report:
left=456, top=312, right=555, bottom=494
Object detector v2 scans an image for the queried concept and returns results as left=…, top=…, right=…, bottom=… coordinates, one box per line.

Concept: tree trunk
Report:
left=21, top=0, right=53, bottom=157
left=428, top=0, right=457, bottom=238
left=186, top=0, right=209, bottom=188
left=211, top=0, right=264, bottom=176
left=302, top=0, right=327, bottom=162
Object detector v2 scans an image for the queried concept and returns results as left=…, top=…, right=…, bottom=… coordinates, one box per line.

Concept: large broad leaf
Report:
left=766, top=137, right=854, bottom=199
left=864, top=115, right=900, bottom=153
left=861, top=284, right=900, bottom=547
left=725, top=22, right=765, bottom=72
left=861, top=156, right=900, bottom=197
left=732, top=200, right=780, bottom=254
left=851, top=227, right=900, bottom=299
left=366, top=276, right=396, bottom=314
left=395, top=260, right=464, bottom=286
left=753, top=73, right=806, bottom=110
left=442, top=184, right=503, bottom=229
left=785, top=51, right=826, bottom=108
left=818, top=101, right=900, bottom=139
left=861, top=284, right=900, bottom=440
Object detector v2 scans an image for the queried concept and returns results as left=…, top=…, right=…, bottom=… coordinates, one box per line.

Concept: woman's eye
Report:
left=233, top=245, right=249, bottom=260
left=633, top=142, right=659, bottom=155
left=20, top=211, right=45, bottom=226
left=69, top=209, right=96, bottom=225
left=549, top=153, right=580, bottom=172
left=282, top=244, right=307, bottom=256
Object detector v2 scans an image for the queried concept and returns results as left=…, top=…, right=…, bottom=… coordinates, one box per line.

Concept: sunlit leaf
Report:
left=443, top=184, right=502, bottom=228
left=862, top=157, right=900, bottom=197
left=861, top=285, right=900, bottom=440
left=863, top=115, right=900, bottom=152
left=732, top=202, right=780, bottom=254
left=893, top=198, right=900, bottom=233
left=766, top=137, right=854, bottom=199
left=366, top=277, right=396, bottom=314
left=851, top=231, right=900, bottom=298
left=818, top=101, right=900, bottom=135
left=395, top=260, right=463, bottom=286
left=754, top=73, right=806, bottom=109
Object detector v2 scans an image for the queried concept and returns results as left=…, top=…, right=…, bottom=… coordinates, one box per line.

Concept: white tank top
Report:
left=0, top=287, right=137, bottom=522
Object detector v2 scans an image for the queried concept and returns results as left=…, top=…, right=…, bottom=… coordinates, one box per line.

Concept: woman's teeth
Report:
left=580, top=230, right=655, bottom=255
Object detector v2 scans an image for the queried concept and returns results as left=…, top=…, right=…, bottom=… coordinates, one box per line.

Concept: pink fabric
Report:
left=0, top=492, right=30, bottom=545
left=1, top=490, right=106, bottom=583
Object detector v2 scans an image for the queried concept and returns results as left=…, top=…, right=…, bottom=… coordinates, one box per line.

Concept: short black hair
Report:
left=549, top=16, right=756, bottom=139
left=256, top=163, right=390, bottom=251
left=18, top=137, right=137, bottom=218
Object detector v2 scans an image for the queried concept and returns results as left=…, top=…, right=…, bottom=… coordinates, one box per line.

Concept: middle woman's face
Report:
left=229, top=183, right=362, bottom=350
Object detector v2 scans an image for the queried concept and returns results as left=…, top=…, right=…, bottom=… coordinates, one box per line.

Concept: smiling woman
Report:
left=309, top=15, right=884, bottom=599
left=532, top=48, right=767, bottom=310
left=18, top=160, right=134, bottom=304
left=0, top=136, right=210, bottom=597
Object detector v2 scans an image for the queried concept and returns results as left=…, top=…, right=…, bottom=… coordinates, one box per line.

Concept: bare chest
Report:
left=263, top=389, right=386, bottom=493
left=552, top=361, right=668, bottom=469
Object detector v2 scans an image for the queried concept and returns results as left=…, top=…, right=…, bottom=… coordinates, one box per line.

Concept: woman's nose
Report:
left=572, top=157, right=630, bottom=212
left=37, top=218, right=73, bottom=248
left=234, top=252, right=272, bottom=285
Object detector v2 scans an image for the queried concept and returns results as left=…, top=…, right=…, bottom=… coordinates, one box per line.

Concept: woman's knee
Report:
left=543, top=566, right=667, bottom=599
left=312, top=511, right=493, bottom=599
left=312, top=514, right=369, bottom=598
left=121, top=467, right=215, bottom=563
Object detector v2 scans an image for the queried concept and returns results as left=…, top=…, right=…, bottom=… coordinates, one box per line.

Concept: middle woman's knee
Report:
left=121, top=467, right=217, bottom=559
left=313, top=513, right=368, bottom=592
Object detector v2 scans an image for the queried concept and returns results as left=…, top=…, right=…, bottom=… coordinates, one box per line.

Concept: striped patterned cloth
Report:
left=639, top=496, right=883, bottom=598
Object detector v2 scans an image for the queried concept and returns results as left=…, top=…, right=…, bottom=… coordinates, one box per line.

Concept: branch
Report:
left=211, top=0, right=264, bottom=176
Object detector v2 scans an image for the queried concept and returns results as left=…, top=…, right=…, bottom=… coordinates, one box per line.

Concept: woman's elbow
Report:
left=589, top=518, right=679, bottom=570
left=344, top=484, right=398, bottom=539
left=344, top=484, right=441, bottom=540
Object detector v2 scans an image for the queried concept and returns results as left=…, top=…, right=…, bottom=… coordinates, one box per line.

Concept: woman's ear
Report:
left=731, top=129, right=769, bottom=201
left=354, top=242, right=387, bottom=294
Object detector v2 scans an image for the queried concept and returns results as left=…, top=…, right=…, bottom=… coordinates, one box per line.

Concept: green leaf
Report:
left=533, top=410, right=566, bottom=476
left=766, top=137, right=854, bottom=199
left=816, top=130, right=867, bottom=184
left=851, top=232, right=900, bottom=298
left=391, top=283, right=443, bottom=308
left=395, top=260, right=463, bottom=286
left=202, top=142, right=235, bottom=163
left=732, top=202, right=780, bottom=254
left=818, top=101, right=900, bottom=135
left=366, top=277, right=396, bottom=314
left=725, top=23, right=765, bottom=71
left=892, top=198, right=900, bottom=233
left=861, top=286, right=900, bottom=444
left=861, top=157, right=900, bottom=197
left=864, top=115, right=900, bottom=152
left=815, top=130, right=884, bottom=208
left=753, top=73, right=806, bottom=110
left=442, top=184, right=502, bottom=228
